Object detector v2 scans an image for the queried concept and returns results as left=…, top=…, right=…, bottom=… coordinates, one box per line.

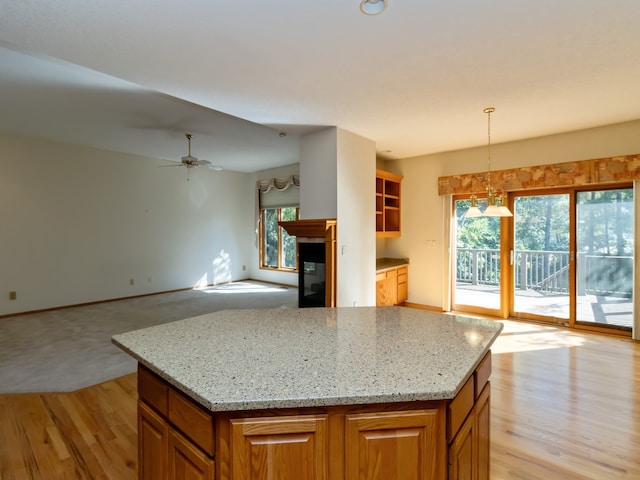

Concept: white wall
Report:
left=0, top=133, right=253, bottom=315
left=248, top=163, right=300, bottom=287
left=299, top=128, right=338, bottom=219
left=383, top=119, right=640, bottom=309
left=299, top=127, right=377, bottom=307
left=336, top=128, right=376, bottom=307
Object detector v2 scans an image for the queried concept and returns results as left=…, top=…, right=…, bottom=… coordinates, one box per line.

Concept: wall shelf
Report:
left=376, top=169, right=403, bottom=237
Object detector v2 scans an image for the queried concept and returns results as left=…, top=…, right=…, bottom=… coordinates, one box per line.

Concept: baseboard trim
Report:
left=403, top=302, right=444, bottom=312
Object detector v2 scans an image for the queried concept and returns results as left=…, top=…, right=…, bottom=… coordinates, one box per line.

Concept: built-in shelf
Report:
left=376, top=169, right=403, bottom=237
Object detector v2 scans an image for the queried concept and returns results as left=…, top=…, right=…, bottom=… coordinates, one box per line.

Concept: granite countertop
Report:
left=376, top=257, right=409, bottom=270
left=112, top=307, right=502, bottom=412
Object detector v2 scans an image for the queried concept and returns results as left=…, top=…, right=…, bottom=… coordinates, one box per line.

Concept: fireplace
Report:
left=278, top=219, right=336, bottom=308
left=298, top=241, right=326, bottom=308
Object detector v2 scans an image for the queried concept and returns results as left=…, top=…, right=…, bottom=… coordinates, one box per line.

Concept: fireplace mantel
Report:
left=279, top=219, right=337, bottom=307
left=279, top=219, right=336, bottom=239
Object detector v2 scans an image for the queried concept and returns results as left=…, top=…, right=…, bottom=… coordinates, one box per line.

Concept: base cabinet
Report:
left=138, top=352, right=491, bottom=480
left=230, top=415, right=328, bottom=480
left=376, top=265, right=408, bottom=306
left=169, top=429, right=215, bottom=480
left=139, top=401, right=168, bottom=480
left=138, top=401, right=215, bottom=480
left=447, top=375, right=491, bottom=480
left=345, top=410, right=441, bottom=480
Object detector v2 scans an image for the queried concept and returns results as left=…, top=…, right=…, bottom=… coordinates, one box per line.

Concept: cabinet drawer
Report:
left=474, top=351, right=492, bottom=399
left=169, top=389, right=215, bottom=456
left=138, top=365, right=168, bottom=416
left=447, top=376, right=474, bottom=442
left=397, top=266, right=408, bottom=283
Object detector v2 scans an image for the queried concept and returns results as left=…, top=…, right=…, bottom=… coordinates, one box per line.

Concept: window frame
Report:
left=259, top=207, right=299, bottom=272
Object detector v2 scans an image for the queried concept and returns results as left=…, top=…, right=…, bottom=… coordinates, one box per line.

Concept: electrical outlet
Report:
left=9, top=291, right=16, bottom=300
left=147, top=277, right=152, bottom=283
left=130, top=279, right=134, bottom=285
left=242, top=265, right=246, bottom=271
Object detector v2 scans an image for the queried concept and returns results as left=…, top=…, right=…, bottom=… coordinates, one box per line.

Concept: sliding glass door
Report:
left=453, top=197, right=503, bottom=316
left=453, top=185, right=634, bottom=334
left=575, top=188, right=634, bottom=330
left=511, top=192, right=570, bottom=323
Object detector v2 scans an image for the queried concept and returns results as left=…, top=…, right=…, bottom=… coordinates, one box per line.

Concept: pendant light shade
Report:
left=464, top=108, right=513, bottom=218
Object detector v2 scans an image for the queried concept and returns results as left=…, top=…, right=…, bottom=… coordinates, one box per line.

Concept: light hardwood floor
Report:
left=1, top=320, right=638, bottom=479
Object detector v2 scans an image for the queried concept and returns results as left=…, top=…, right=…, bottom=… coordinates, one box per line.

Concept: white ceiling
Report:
left=1, top=0, right=639, bottom=172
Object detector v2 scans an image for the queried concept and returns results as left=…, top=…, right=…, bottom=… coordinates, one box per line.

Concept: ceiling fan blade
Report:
left=159, top=162, right=185, bottom=167
left=195, top=159, right=211, bottom=166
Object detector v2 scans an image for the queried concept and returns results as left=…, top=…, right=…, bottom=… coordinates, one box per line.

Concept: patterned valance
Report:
left=438, top=154, right=639, bottom=196
left=257, top=175, right=300, bottom=193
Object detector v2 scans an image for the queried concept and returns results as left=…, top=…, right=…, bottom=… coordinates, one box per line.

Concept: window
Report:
left=260, top=207, right=299, bottom=271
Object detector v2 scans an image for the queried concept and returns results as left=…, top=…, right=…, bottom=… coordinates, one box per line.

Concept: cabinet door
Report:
left=345, top=409, right=440, bottom=480
left=376, top=270, right=397, bottom=306
left=230, top=414, right=328, bottom=480
left=448, top=383, right=491, bottom=480
left=448, top=410, right=474, bottom=480
left=138, top=401, right=169, bottom=480
left=169, top=429, right=214, bottom=480
left=475, top=384, right=490, bottom=480
left=397, top=266, right=408, bottom=304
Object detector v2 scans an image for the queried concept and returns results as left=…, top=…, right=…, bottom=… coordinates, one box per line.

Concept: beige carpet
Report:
left=0, top=281, right=298, bottom=393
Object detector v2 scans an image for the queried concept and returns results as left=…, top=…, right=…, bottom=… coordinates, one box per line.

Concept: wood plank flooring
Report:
left=0, top=375, right=138, bottom=479
left=490, top=321, right=640, bottom=479
left=1, top=320, right=639, bottom=479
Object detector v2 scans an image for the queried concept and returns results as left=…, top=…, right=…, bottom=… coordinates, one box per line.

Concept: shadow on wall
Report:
left=192, top=249, right=233, bottom=288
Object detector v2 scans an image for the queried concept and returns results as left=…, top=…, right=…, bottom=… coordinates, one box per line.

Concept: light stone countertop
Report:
left=112, top=307, right=502, bottom=412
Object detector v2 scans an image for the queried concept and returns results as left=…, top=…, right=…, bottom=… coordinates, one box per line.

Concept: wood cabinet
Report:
left=230, top=415, right=328, bottom=480
left=376, top=264, right=408, bottom=306
left=345, top=409, right=441, bottom=480
left=139, top=401, right=169, bottom=480
left=138, top=366, right=215, bottom=480
left=169, top=429, right=215, bottom=480
left=397, top=265, right=408, bottom=303
left=137, top=352, right=492, bottom=480
left=447, top=352, right=492, bottom=480
left=376, top=169, right=403, bottom=237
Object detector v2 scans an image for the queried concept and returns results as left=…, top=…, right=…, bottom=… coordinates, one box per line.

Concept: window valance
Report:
left=438, top=154, right=639, bottom=196
left=257, top=174, right=300, bottom=208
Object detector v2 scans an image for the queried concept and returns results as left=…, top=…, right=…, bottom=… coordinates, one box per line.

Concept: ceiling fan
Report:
left=163, top=133, right=223, bottom=179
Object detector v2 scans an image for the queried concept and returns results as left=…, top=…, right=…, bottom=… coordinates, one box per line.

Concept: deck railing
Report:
left=456, top=248, right=632, bottom=297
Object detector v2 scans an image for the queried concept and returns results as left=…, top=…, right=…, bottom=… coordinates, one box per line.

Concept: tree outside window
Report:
left=261, top=207, right=298, bottom=270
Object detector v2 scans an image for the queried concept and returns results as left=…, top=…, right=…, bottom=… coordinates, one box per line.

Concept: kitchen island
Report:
left=112, top=306, right=502, bottom=480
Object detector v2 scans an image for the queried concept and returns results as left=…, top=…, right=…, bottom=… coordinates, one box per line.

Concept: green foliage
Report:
left=262, top=207, right=299, bottom=269
left=456, top=199, right=501, bottom=249
left=457, top=189, right=633, bottom=255
left=281, top=207, right=297, bottom=268
left=513, top=194, right=569, bottom=251
left=577, top=189, right=634, bottom=255
left=264, top=209, right=278, bottom=267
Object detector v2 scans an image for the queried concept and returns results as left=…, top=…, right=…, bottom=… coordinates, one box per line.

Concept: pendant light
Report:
left=465, top=107, right=513, bottom=218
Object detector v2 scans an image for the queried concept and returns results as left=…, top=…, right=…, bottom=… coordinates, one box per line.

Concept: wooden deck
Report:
left=456, top=285, right=633, bottom=329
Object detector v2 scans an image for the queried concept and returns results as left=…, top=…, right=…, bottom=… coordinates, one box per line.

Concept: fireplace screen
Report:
left=298, top=242, right=326, bottom=308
